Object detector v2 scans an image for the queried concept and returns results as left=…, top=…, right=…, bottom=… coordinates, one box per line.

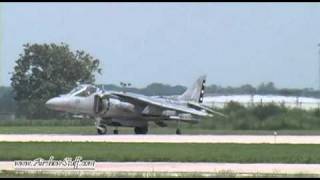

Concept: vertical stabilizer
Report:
left=178, top=75, right=206, bottom=103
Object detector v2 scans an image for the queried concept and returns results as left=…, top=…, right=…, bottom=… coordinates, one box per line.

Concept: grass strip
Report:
left=0, top=142, right=319, bottom=163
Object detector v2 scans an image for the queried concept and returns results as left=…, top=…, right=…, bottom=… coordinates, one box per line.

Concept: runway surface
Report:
left=1, top=161, right=320, bottom=175
left=1, top=134, right=320, bottom=144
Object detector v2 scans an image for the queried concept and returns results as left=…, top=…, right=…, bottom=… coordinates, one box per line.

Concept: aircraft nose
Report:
left=45, top=97, right=68, bottom=110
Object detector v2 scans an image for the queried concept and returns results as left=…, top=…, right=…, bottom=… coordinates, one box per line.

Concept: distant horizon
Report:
left=1, top=79, right=319, bottom=91
left=1, top=3, right=320, bottom=89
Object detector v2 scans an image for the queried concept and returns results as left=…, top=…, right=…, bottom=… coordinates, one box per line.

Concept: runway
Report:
left=1, top=162, right=320, bottom=175
left=1, top=134, right=320, bottom=144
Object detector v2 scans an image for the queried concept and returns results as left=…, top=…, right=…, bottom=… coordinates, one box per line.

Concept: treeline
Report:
left=98, top=83, right=186, bottom=96
left=206, top=82, right=320, bottom=97
left=99, top=81, right=320, bottom=97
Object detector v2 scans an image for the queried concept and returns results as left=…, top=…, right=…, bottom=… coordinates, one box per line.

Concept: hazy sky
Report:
left=1, top=3, right=320, bottom=88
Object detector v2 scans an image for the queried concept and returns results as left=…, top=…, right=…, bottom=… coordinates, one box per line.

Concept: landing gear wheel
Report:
left=113, top=129, right=119, bottom=134
left=97, top=125, right=107, bottom=135
left=134, top=127, right=148, bottom=134
left=176, top=120, right=182, bottom=135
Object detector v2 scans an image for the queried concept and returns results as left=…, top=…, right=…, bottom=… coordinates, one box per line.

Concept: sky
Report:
left=1, top=2, right=320, bottom=89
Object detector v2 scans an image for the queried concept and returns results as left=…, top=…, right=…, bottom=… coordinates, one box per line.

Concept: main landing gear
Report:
left=134, top=127, right=148, bottom=134
left=97, top=126, right=120, bottom=135
left=176, top=120, right=182, bottom=135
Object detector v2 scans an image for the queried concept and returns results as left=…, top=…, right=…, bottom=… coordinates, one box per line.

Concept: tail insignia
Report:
left=199, top=79, right=205, bottom=103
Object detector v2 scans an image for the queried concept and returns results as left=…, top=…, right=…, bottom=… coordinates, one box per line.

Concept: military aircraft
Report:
left=45, top=75, right=224, bottom=135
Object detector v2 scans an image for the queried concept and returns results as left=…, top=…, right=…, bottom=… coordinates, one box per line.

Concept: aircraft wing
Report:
left=110, top=92, right=209, bottom=117
left=187, top=101, right=227, bottom=118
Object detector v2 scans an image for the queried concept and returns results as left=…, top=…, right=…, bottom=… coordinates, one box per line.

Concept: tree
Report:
left=142, top=83, right=186, bottom=96
left=10, top=43, right=102, bottom=119
left=0, top=86, right=16, bottom=113
left=239, top=84, right=256, bottom=95
left=257, top=82, right=276, bottom=95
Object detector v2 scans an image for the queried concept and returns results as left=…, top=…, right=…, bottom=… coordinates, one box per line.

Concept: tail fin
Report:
left=178, top=75, right=206, bottom=103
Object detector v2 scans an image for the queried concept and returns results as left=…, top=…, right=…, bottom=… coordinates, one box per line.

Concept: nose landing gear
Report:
left=97, top=125, right=107, bottom=135
left=113, top=129, right=119, bottom=134
left=176, top=120, right=182, bottom=135
left=96, top=126, right=120, bottom=135
left=176, top=128, right=181, bottom=135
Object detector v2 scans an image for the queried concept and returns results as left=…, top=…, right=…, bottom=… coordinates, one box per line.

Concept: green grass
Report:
left=1, top=170, right=319, bottom=178
left=0, top=119, right=93, bottom=126
left=1, top=142, right=320, bottom=163
left=0, top=126, right=96, bottom=134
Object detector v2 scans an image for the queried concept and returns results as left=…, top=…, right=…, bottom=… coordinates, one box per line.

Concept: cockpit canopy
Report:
left=67, top=84, right=99, bottom=97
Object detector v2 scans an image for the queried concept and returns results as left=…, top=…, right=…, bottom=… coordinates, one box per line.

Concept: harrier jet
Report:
left=45, top=75, right=224, bottom=135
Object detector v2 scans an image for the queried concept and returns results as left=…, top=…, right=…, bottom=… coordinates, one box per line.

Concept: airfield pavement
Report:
left=1, top=134, right=320, bottom=144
